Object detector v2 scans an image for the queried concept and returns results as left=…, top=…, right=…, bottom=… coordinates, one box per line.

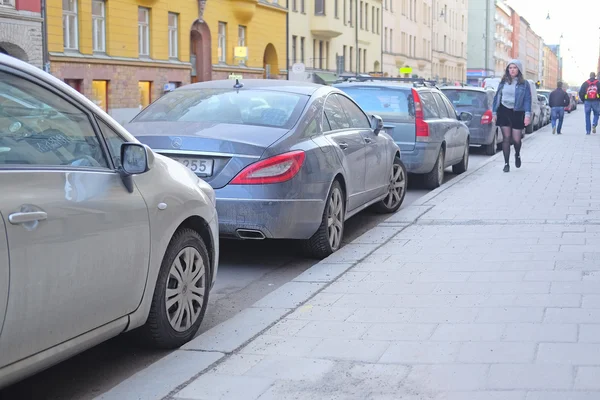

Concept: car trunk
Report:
left=442, top=89, right=491, bottom=137
left=126, top=121, right=290, bottom=189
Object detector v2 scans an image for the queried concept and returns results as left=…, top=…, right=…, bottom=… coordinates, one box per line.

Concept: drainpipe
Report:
left=355, top=0, right=358, bottom=76
left=286, top=0, right=289, bottom=80
left=484, top=0, right=489, bottom=78
left=41, top=0, right=49, bottom=72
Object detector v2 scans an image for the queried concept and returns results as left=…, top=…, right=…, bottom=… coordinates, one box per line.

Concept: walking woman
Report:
left=492, top=59, right=532, bottom=172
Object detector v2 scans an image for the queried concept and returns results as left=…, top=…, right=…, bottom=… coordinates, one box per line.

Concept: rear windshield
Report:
left=336, top=86, right=414, bottom=118
left=441, top=89, right=488, bottom=108
left=132, top=88, right=309, bottom=129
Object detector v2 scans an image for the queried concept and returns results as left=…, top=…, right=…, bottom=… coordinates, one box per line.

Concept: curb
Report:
left=96, top=126, right=547, bottom=400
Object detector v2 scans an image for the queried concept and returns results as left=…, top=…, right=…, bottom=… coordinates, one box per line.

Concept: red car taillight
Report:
left=412, top=88, right=430, bottom=137
left=481, top=110, right=493, bottom=125
left=230, top=150, right=306, bottom=185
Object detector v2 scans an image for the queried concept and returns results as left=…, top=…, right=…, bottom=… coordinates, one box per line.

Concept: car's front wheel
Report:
left=304, top=180, right=345, bottom=259
left=138, top=228, right=210, bottom=349
left=373, top=156, right=407, bottom=214
left=424, top=147, right=445, bottom=189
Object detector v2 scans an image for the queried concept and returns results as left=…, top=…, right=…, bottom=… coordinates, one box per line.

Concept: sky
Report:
left=504, top=0, right=598, bottom=85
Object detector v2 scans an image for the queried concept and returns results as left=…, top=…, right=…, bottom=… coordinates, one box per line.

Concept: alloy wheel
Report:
left=327, top=188, right=344, bottom=250
left=383, top=163, right=406, bottom=209
left=166, top=247, right=206, bottom=332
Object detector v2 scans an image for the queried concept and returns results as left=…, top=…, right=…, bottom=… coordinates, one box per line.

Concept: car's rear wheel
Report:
left=424, top=147, right=445, bottom=189
left=304, top=180, right=345, bottom=259
left=485, top=132, right=497, bottom=156
left=453, top=141, right=469, bottom=174
left=373, top=156, right=407, bottom=214
left=138, top=228, right=210, bottom=349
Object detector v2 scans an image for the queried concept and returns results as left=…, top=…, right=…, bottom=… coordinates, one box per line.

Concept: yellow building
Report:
left=46, top=0, right=198, bottom=124
left=197, top=0, right=288, bottom=81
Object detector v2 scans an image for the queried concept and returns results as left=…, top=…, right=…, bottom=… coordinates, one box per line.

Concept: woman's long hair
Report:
left=501, top=64, right=525, bottom=85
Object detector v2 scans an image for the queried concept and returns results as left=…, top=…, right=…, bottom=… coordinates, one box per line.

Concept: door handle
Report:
left=338, top=142, right=349, bottom=150
left=364, top=137, right=373, bottom=144
left=8, top=211, right=48, bottom=225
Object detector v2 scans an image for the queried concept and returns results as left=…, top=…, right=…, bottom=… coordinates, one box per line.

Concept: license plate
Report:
left=171, top=157, right=214, bottom=176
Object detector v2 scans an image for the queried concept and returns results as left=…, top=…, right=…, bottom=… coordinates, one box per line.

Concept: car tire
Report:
left=373, top=156, right=407, bottom=214
left=485, top=132, right=497, bottom=156
left=304, top=180, right=345, bottom=259
left=452, top=141, right=469, bottom=174
left=424, top=147, right=445, bottom=189
left=137, top=228, right=210, bottom=349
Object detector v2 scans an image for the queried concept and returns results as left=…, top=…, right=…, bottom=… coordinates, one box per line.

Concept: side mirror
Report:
left=119, top=143, right=152, bottom=193
left=371, top=114, right=384, bottom=135
left=459, top=111, right=473, bottom=123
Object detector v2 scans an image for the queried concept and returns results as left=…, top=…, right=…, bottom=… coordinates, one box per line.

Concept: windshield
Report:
left=133, top=88, right=309, bottom=129
left=538, top=91, right=550, bottom=101
left=442, top=89, right=488, bottom=109
left=337, top=86, right=414, bottom=118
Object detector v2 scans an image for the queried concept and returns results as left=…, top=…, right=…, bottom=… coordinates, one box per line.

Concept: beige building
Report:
left=288, top=0, right=383, bottom=84
left=382, top=0, right=432, bottom=79
left=542, top=45, right=559, bottom=89
left=493, top=2, right=513, bottom=77
left=431, top=0, right=468, bottom=83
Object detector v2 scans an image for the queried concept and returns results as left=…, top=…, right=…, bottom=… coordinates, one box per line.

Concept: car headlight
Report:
left=197, top=177, right=216, bottom=207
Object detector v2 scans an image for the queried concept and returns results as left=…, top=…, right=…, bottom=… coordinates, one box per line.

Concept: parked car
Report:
left=440, top=86, right=500, bottom=155
left=334, top=79, right=471, bottom=189
left=127, top=79, right=406, bottom=259
left=526, top=79, right=542, bottom=133
left=0, top=54, right=220, bottom=388
left=538, top=94, right=551, bottom=126
left=565, top=91, right=578, bottom=112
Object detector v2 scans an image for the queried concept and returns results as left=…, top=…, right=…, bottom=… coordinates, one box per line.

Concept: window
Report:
left=343, top=0, right=347, bottom=24
left=334, top=0, right=338, bottom=17
left=218, top=22, right=226, bottom=62
left=238, top=25, right=246, bottom=47
left=63, top=0, right=78, bottom=50
left=384, top=28, right=388, bottom=51
left=0, top=71, right=108, bottom=168
left=96, top=118, right=126, bottom=167
left=432, top=92, right=451, bottom=118
left=323, top=95, right=350, bottom=131
left=133, top=89, right=309, bottom=130
left=349, top=0, right=353, bottom=25
left=349, top=46, right=353, bottom=72
left=362, top=49, right=366, bottom=73
left=318, top=40, right=323, bottom=69
left=337, top=86, right=413, bottom=118
left=337, top=95, right=371, bottom=129
left=0, top=0, right=15, bottom=6
left=365, top=3, right=368, bottom=31
left=342, top=45, right=347, bottom=71
left=91, top=80, right=108, bottom=112
left=376, top=8, right=380, bottom=33
left=168, top=13, right=178, bottom=58
left=390, top=29, right=393, bottom=52
left=358, top=47, right=361, bottom=73
left=418, top=91, right=440, bottom=119
left=360, top=1, right=363, bottom=29
left=92, top=0, right=105, bottom=52
left=325, top=41, right=330, bottom=70
left=315, top=0, right=324, bottom=14
left=301, top=0, right=305, bottom=13
left=292, top=0, right=297, bottom=11
left=292, top=36, right=297, bottom=63
left=138, top=81, right=151, bottom=109
left=138, top=8, right=150, bottom=56
left=372, top=5, right=375, bottom=32
left=64, top=79, right=82, bottom=93
left=300, top=37, right=305, bottom=63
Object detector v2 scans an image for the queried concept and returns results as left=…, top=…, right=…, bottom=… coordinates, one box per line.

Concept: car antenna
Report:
left=233, top=78, right=244, bottom=90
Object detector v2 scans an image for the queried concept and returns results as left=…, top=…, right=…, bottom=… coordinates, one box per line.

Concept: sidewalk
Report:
left=99, top=112, right=600, bottom=400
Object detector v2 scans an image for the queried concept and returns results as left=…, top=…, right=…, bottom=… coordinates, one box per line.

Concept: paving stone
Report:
left=551, top=282, right=600, bottom=294
left=537, top=343, right=600, bottom=364
left=292, top=264, right=354, bottom=283
left=251, top=282, right=327, bottom=309
left=430, top=323, right=505, bottom=341
left=244, top=356, right=335, bottom=382
left=458, top=342, right=536, bottom=363
left=310, top=338, right=391, bottom=362
left=503, top=323, right=578, bottom=342
left=266, top=319, right=310, bottom=337
left=362, top=323, right=437, bottom=341
left=545, top=308, right=600, bottom=324
left=526, top=392, right=600, bottom=400
left=240, top=335, right=323, bottom=357
left=379, top=341, right=461, bottom=363
left=294, top=321, right=371, bottom=339
left=174, top=373, right=273, bottom=400
left=435, top=392, right=526, bottom=400
left=347, top=308, right=415, bottom=323
left=287, top=305, right=357, bottom=321
left=579, top=324, right=600, bottom=342
left=405, top=364, right=489, bottom=391
left=574, top=367, right=600, bottom=390
left=211, top=354, right=264, bottom=376
left=476, top=307, right=545, bottom=323
left=487, top=364, right=574, bottom=390
left=524, top=271, right=582, bottom=281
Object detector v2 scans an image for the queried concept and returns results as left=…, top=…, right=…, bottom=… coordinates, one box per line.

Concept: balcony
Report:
left=310, top=16, right=344, bottom=38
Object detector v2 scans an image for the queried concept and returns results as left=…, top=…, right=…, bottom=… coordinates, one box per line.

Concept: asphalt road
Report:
left=0, top=148, right=492, bottom=400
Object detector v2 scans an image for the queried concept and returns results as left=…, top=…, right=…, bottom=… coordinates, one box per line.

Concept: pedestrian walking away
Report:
left=492, top=59, right=532, bottom=172
left=549, top=81, right=571, bottom=134
left=578, top=72, right=600, bottom=134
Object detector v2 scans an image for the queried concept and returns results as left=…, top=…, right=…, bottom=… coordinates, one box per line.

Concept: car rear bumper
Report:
left=214, top=183, right=329, bottom=239
left=401, top=141, right=441, bottom=174
left=469, top=125, right=495, bottom=146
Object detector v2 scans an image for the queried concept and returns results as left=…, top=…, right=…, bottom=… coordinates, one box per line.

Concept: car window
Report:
left=440, top=94, right=458, bottom=119
left=336, top=86, right=414, bottom=119
left=96, top=118, right=126, bottom=167
left=132, top=88, right=309, bottom=130
left=323, top=95, right=350, bottom=132
left=418, top=91, right=440, bottom=120
left=0, top=71, right=108, bottom=168
left=432, top=93, right=452, bottom=118
left=336, top=94, right=371, bottom=129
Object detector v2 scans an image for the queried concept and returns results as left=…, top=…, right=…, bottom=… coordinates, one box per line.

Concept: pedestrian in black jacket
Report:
left=549, top=82, right=571, bottom=134
left=579, top=72, right=600, bottom=134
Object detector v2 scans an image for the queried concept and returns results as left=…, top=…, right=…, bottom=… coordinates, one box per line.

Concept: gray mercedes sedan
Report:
left=127, top=79, right=406, bottom=259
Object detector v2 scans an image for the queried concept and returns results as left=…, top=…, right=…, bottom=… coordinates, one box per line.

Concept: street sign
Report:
left=234, top=46, right=248, bottom=58
left=228, top=73, right=243, bottom=80
left=292, top=63, right=306, bottom=74
left=400, top=67, right=413, bottom=74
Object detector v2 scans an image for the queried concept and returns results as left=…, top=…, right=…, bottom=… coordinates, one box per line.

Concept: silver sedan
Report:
left=128, top=79, right=407, bottom=259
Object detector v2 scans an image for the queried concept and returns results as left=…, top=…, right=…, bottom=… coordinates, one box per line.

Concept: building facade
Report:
left=46, top=0, right=199, bottom=125
left=466, top=0, right=494, bottom=85
left=431, top=0, right=467, bottom=84
left=493, top=1, right=512, bottom=77
left=287, top=0, right=383, bottom=84
left=382, top=0, right=432, bottom=79
left=201, top=0, right=287, bottom=81
left=525, top=26, right=540, bottom=81
left=0, top=0, right=44, bottom=68
left=542, top=44, right=558, bottom=89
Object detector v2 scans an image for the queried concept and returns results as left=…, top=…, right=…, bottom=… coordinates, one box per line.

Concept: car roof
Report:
left=440, top=86, right=488, bottom=93
left=179, top=79, right=323, bottom=96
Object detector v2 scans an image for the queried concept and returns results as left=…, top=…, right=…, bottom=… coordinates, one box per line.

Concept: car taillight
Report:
left=412, top=88, right=430, bottom=137
left=481, top=110, right=493, bottom=125
left=230, top=150, right=306, bottom=185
